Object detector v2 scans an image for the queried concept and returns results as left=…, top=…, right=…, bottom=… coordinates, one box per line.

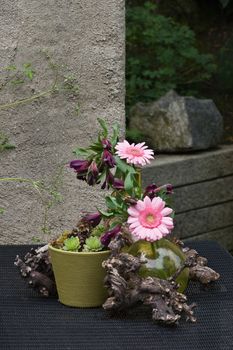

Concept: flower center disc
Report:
left=139, top=209, right=161, bottom=228
left=127, top=147, right=143, bottom=157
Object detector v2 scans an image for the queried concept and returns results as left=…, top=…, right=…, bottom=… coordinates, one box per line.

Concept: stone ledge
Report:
left=142, top=145, right=233, bottom=250
left=142, top=145, right=233, bottom=187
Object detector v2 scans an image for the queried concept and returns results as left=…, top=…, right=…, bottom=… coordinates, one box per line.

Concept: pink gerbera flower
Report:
left=115, top=140, right=154, bottom=166
left=127, top=196, right=174, bottom=242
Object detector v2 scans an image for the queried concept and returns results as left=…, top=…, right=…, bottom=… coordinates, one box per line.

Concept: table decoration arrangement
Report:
left=15, top=119, right=220, bottom=325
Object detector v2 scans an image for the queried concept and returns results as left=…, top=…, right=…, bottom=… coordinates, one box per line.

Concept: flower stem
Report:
left=135, top=168, right=142, bottom=188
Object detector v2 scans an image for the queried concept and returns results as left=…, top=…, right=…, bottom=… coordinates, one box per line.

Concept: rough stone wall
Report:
left=142, top=145, right=233, bottom=251
left=0, top=0, right=125, bottom=243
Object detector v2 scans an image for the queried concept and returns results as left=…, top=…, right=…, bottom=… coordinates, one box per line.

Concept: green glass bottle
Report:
left=126, top=239, right=189, bottom=292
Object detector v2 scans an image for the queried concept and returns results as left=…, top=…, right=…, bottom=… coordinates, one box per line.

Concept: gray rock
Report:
left=129, top=91, right=223, bottom=152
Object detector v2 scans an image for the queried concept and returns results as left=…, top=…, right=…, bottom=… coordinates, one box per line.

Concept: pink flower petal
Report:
left=135, top=200, right=146, bottom=211
left=151, top=197, right=165, bottom=211
left=161, top=207, right=173, bottom=216
left=127, top=217, right=139, bottom=224
left=128, top=207, right=139, bottom=217
left=157, top=224, right=169, bottom=234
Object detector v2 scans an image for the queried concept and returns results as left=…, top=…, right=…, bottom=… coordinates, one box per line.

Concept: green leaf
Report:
left=105, top=195, right=119, bottom=210
left=0, top=208, right=5, bottom=214
left=97, top=118, right=108, bottom=138
left=124, top=171, right=134, bottom=192
left=115, top=156, right=136, bottom=174
left=98, top=208, right=114, bottom=218
left=111, top=123, right=120, bottom=147
left=73, top=147, right=90, bottom=157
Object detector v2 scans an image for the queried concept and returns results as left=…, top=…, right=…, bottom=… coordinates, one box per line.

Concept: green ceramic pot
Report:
left=49, top=245, right=110, bottom=307
left=125, top=239, right=189, bottom=292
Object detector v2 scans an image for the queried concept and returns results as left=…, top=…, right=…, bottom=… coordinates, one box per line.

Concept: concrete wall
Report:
left=142, top=145, right=233, bottom=251
left=0, top=0, right=125, bottom=243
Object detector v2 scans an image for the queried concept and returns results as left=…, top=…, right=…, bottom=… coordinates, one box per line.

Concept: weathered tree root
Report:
left=14, top=235, right=220, bottom=326
left=173, top=239, right=220, bottom=284
left=14, top=245, right=57, bottom=297
left=102, top=236, right=220, bottom=325
left=102, top=252, right=197, bottom=325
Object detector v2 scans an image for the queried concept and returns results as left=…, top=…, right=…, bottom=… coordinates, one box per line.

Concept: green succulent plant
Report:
left=91, top=225, right=106, bottom=237
left=63, top=236, right=80, bottom=252
left=83, top=236, right=103, bottom=252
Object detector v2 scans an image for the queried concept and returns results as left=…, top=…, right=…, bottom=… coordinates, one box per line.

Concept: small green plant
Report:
left=83, top=236, right=103, bottom=252
left=0, top=51, right=79, bottom=112
left=0, top=208, right=5, bottom=214
left=126, top=2, right=216, bottom=109
left=0, top=170, right=63, bottom=240
left=0, top=132, right=15, bottom=153
left=63, top=237, right=81, bottom=251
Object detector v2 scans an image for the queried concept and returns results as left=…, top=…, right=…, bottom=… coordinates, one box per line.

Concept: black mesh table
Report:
left=1, top=241, right=233, bottom=350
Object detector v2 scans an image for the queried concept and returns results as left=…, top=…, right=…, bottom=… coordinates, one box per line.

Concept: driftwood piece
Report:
left=173, top=239, right=220, bottom=284
left=102, top=252, right=197, bottom=325
left=15, top=244, right=57, bottom=297
left=102, top=235, right=220, bottom=325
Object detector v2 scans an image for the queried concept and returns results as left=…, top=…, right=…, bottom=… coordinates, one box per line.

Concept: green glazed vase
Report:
left=125, top=239, right=189, bottom=292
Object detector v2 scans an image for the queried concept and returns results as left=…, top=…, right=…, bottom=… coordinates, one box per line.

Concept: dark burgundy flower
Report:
left=165, top=184, right=173, bottom=195
left=100, top=225, right=122, bottom=247
left=144, top=183, right=158, bottom=199
left=70, top=159, right=90, bottom=172
left=144, top=183, right=174, bottom=198
left=102, top=149, right=116, bottom=168
left=70, top=159, right=90, bottom=181
left=102, top=139, right=112, bottom=150
left=155, top=184, right=174, bottom=195
left=112, top=178, right=124, bottom=190
left=101, top=171, right=114, bottom=190
left=87, top=161, right=99, bottom=186
left=82, top=212, right=102, bottom=228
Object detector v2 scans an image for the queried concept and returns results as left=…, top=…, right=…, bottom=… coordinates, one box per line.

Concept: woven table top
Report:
left=0, top=241, right=233, bottom=350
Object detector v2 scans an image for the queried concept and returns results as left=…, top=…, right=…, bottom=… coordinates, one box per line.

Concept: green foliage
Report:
left=91, top=225, right=106, bottom=237
left=216, top=37, right=233, bottom=92
left=0, top=52, right=79, bottom=112
left=73, top=118, right=120, bottom=159
left=126, top=128, right=144, bottom=143
left=219, top=0, right=231, bottom=7
left=126, top=2, right=216, bottom=108
left=63, top=237, right=80, bottom=251
left=0, top=208, right=5, bottom=214
left=83, top=236, right=103, bottom=252
left=0, top=132, right=15, bottom=152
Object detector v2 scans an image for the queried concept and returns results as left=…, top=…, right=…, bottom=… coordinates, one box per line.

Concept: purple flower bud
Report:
left=102, top=139, right=112, bottom=150
left=70, top=159, right=90, bottom=181
left=144, top=183, right=174, bottom=198
left=166, top=184, right=173, bottom=195
left=112, top=178, right=124, bottom=190
left=102, top=149, right=116, bottom=168
left=70, top=160, right=90, bottom=172
left=144, top=183, right=158, bottom=199
left=82, top=212, right=102, bottom=228
left=155, top=184, right=173, bottom=195
left=101, top=171, right=114, bottom=190
left=87, top=161, right=99, bottom=186
left=100, top=224, right=122, bottom=247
